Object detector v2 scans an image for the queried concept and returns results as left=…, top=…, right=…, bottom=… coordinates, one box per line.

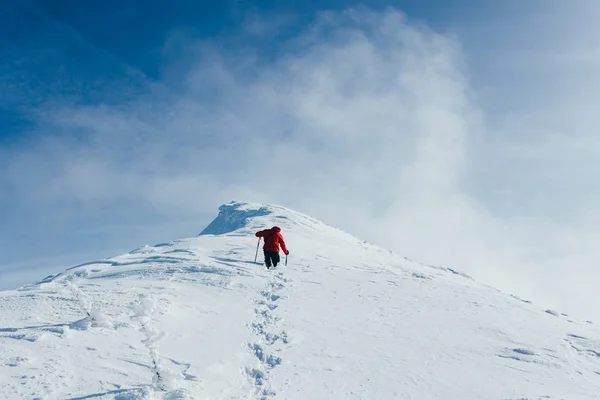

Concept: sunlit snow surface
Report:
left=1, top=201, right=600, bottom=399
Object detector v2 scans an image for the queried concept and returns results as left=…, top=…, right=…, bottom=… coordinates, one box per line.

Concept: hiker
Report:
left=255, top=226, right=289, bottom=269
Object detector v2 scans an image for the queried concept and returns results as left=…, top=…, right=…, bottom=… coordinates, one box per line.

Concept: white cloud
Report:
left=3, top=6, right=600, bottom=322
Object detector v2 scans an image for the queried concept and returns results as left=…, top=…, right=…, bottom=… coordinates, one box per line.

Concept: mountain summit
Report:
left=1, top=201, right=599, bottom=399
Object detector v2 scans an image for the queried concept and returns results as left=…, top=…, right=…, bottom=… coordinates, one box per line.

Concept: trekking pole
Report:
left=254, top=238, right=261, bottom=263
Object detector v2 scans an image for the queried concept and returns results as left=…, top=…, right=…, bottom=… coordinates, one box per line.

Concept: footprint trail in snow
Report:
left=245, top=271, right=290, bottom=399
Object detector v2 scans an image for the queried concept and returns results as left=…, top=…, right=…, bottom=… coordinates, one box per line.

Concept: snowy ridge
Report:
left=1, top=201, right=600, bottom=399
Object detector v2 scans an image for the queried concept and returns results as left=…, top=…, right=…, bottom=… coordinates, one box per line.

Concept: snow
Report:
left=1, top=200, right=600, bottom=399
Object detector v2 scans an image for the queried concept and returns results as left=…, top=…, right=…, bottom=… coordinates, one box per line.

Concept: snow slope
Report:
left=1, top=201, right=600, bottom=400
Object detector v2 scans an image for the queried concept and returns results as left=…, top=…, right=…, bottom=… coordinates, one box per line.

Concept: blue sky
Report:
left=2, top=0, right=600, bottom=321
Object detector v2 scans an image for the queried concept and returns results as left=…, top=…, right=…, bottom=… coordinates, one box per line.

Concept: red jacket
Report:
left=255, top=226, right=288, bottom=254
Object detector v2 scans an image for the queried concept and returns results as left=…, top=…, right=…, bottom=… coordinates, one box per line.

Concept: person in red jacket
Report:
left=255, top=226, right=289, bottom=269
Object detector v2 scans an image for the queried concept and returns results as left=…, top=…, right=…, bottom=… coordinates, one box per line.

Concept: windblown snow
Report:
left=1, top=201, right=599, bottom=399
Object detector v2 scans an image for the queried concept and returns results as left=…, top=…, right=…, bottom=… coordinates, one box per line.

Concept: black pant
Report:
left=264, top=250, right=280, bottom=268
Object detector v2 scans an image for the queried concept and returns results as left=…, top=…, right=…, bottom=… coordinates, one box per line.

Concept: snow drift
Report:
left=1, top=201, right=599, bottom=399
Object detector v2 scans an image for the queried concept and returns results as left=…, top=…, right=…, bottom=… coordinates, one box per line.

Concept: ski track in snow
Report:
left=245, top=270, right=289, bottom=399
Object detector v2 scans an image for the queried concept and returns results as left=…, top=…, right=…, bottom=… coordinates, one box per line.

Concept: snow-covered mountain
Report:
left=1, top=201, right=599, bottom=400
